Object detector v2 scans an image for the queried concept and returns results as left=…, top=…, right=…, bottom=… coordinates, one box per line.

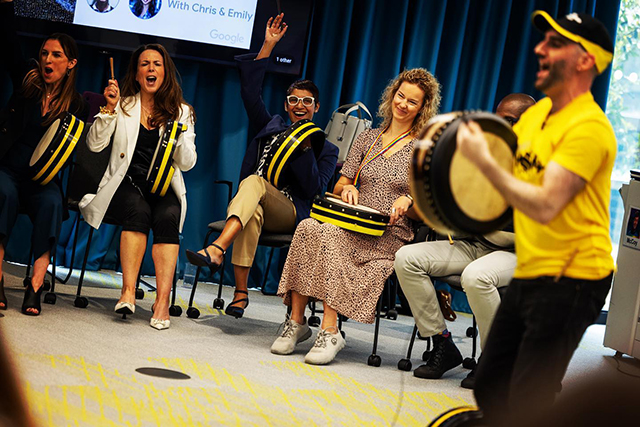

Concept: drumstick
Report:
left=276, top=0, right=282, bottom=14
left=554, top=248, right=579, bottom=283
left=325, top=191, right=340, bottom=199
left=447, top=234, right=454, bottom=245
left=109, top=57, right=115, bottom=80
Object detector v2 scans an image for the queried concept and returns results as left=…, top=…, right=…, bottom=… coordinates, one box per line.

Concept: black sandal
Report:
left=0, top=276, right=7, bottom=310
left=225, top=290, right=249, bottom=319
left=22, top=281, right=43, bottom=316
left=185, top=243, right=225, bottom=272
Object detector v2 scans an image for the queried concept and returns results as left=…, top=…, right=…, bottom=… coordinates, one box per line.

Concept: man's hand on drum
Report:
left=264, top=13, right=288, bottom=45
left=341, top=185, right=359, bottom=205
left=389, top=196, right=412, bottom=225
left=457, top=120, right=492, bottom=169
left=103, top=79, right=120, bottom=113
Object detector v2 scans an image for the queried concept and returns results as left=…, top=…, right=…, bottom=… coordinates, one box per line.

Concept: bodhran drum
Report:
left=30, top=112, right=85, bottom=186
left=263, top=119, right=325, bottom=189
left=410, top=111, right=517, bottom=236
left=147, top=120, right=188, bottom=196
left=428, top=406, right=485, bottom=427
left=310, top=194, right=390, bottom=237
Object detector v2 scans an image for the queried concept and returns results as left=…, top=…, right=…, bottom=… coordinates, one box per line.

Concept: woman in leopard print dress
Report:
left=271, top=68, right=441, bottom=365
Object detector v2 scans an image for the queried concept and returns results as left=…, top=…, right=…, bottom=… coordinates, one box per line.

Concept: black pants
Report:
left=0, top=167, right=63, bottom=258
left=105, top=177, right=181, bottom=244
left=474, top=274, right=612, bottom=425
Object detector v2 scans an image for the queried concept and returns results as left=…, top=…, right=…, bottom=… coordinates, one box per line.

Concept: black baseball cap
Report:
left=532, top=10, right=614, bottom=74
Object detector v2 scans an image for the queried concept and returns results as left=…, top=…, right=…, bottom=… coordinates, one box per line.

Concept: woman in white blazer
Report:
left=79, top=44, right=196, bottom=330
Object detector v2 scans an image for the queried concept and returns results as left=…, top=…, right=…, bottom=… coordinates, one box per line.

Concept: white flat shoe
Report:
left=150, top=318, right=170, bottom=330
left=115, top=301, right=135, bottom=315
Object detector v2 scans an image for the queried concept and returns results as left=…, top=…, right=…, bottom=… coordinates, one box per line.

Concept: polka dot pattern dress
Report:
left=277, top=128, right=415, bottom=323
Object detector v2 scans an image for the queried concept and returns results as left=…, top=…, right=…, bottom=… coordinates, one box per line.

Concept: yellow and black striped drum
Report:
left=410, top=111, right=517, bottom=236
left=263, top=119, right=325, bottom=189
left=30, top=112, right=85, bottom=186
left=428, top=406, right=485, bottom=427
left=310, top=195, right=389, bottom=237
left=147, top=120, right=187, bottom=197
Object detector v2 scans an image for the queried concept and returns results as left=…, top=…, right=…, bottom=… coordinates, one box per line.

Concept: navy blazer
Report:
left=235, top=53, right=338, bottom=224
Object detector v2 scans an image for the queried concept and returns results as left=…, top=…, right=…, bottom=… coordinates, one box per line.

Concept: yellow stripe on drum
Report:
left=311, top=204, right=387, bottom=227
left=273, top=126, right=322, bottom=187
left=151, top=122, right=178, bottom=194
left=310, top=212, right=385, bottom=237
left=430, top=406, right=480, bottom=427
left=159, top=166, right=174, bottom=197
left=266, top=121, right=315, bottom=184
left=33, top=115, right=77, bottom=182
left=41, top=119, right=84, bottom=186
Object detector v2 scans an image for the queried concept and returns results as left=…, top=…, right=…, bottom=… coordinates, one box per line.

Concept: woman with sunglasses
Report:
left=79, top=43, right=196, bottom=330
left=0, top=0, right=88, bottom=315
left=271, top=68, right=441, bottom=365
left=185, top=14, right=338, bottom=319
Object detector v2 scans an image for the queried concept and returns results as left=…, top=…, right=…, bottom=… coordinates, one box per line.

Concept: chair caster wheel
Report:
left=466, top=327, right=477, bottom=338
left=42, top=279, right=51, bottom=292
left=422, top=350, right=431, bottom=361
left=212, top=298, right=224, bottom=310
left=169, top=305, right=182, bottom=317
left=74, top=296, right=88, bottom=308
left=308, top=315, right=321, bottom=327
left=386, top=309, right=398, bottom=320
left=186, top=307, right=200, bottom=319
left=397, top=359, right=412, bottom=371
left=135, top=288, right=144, bottom=300
left=43, top=292, right=56, bottom=305
left=367, top=354, right=382, bottom=367
left=463, top=357, right=477, bottom=370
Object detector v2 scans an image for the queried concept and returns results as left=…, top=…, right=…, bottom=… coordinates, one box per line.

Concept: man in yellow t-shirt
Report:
left=457, top=10, right=616, bottom=425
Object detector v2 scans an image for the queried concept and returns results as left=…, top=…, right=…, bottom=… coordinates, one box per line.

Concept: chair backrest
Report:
left=66, top=123, right=112, bottom=209
left=82, top=91, right=107, bottom=124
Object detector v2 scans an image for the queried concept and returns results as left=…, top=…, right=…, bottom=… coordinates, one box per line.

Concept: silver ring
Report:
left=392, top=207, right=397, bottom=213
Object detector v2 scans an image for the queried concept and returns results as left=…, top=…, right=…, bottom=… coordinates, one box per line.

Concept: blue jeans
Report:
left=474, top=273, right=612, bottom=425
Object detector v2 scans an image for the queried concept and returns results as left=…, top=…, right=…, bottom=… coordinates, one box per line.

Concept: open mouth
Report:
left=43, top=66, right=53, bottom=76
left=293, top=111, right=307, bottom=117
left=146, top=76, right=157, bottom=84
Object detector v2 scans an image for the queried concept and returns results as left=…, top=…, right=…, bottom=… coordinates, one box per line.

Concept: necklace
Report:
left=141, top=104, right=153, bottom=122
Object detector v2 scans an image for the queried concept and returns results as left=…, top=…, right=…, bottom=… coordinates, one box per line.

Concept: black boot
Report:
left=414, top=333, right=462, bottom=379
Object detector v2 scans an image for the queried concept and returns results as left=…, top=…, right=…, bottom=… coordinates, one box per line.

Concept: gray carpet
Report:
left=1, top=261, right=638, bottom=426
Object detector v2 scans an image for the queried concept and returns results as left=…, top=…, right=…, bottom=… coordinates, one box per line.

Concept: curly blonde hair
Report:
left=377, top=68, right=441, bottom=136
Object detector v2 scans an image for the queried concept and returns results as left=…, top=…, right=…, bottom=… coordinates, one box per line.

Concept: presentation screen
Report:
left=13, top=0, right=313, bottom=75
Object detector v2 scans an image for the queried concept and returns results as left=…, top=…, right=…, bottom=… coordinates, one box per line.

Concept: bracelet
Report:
left=99, top=106, right=116, bottom=116
left=405, top=194, right=414, bottom=208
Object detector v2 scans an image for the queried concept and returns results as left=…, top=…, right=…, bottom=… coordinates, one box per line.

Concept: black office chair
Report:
left=184, top=180, right=294, bottom=319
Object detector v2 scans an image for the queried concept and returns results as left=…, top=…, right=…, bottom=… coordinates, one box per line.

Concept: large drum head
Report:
left=428, top=406, right=485, bottom=427
left=30, top=112, right=84, bottom=186
left=410, top=111, right=517, bottom=236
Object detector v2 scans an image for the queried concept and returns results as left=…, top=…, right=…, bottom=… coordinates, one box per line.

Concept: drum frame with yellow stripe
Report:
left=428, top=406, right=485, bottom=427
left=410, top=111, right=517, bottom=236
left=264, top=119, right=325, bottom=189
left=30, top=112, right=84, bottom=186
left=310, top=195, right=390, bottom=237
left=147, top=120, right=187, bottom=197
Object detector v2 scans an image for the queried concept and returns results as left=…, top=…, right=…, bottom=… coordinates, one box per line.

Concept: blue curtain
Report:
left=0, top=0, right=621, bottom=292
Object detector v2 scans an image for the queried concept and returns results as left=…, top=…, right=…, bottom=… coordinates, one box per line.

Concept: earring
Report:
left=66, top=69, right=71, bottom=76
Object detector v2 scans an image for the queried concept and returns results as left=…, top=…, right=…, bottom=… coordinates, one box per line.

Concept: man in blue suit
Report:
left=187, top=13, right=338, bottom=319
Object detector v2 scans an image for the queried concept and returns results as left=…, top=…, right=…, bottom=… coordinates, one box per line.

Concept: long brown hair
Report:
left=21, top=33, right=81, bottom=126
left=377, top=68, right=441, bottom=137
left=120, top=44, right=196, bottom=126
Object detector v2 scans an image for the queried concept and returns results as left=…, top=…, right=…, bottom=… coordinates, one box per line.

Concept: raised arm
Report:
left=86, top=79, right=120, bottom=152
left=235, top=14, right=288, bottom=133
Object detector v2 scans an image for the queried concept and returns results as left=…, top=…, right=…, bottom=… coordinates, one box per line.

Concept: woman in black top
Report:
left=0, top=0, right=88, bottom=315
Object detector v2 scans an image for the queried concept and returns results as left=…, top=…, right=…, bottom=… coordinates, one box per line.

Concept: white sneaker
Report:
left=271, top=317, right=312, bottom=355
left=304, top=328, right=346, bottom=365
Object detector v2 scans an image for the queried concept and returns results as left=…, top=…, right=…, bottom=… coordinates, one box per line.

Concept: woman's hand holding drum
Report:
left=341, top=184, right=359, bottom=205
